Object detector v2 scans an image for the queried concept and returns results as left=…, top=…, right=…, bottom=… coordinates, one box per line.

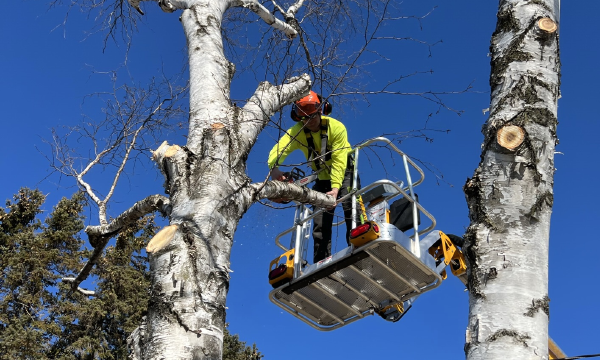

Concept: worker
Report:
left=268, top=90, right=360, bottom=263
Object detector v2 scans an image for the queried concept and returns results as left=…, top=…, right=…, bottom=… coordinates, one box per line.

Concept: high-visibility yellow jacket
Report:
left=267, top=116, right=352, bottom=189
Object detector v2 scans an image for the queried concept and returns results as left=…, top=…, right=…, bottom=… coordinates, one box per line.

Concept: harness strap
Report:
left=304, top=117, right=330, bottom=171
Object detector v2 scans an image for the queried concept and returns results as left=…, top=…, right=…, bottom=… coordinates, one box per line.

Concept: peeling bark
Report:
left=464, top=1, right=560, bottom=359
left=121, top=2, right=326, bottom=358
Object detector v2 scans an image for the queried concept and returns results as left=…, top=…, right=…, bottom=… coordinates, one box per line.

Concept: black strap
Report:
left=304, top=129, right=320, bottom=169
left=319, top=121, right=328, bottom=163
left=304, top=117, right=330, bottom=170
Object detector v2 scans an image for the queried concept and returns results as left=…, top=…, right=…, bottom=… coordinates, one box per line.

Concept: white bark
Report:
left=464, top=1, right=560, bottom=359
left=233, top=0, right=297, bottom=38
left=239, top=75, right=311, bottom=157
left=247, top=180, right=335, bottom=208
left=126, top=1, right=322, bottom=358
left=144, top=135, right=331, bottom=358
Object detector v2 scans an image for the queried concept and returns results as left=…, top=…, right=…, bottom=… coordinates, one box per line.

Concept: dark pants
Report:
left=312, top=167, right=361, bottom=263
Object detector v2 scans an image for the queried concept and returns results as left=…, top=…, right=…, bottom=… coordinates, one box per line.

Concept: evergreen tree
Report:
left=48, top=216, right=156, bottom=360
left=223, top=325, right=262, bottom=360
left=0, top=189, right=84, bottom=359
left=0, top=189, right=261, bottom=359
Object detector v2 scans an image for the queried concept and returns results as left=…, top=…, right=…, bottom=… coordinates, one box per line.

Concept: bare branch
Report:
left=45, top=71, right=187, bottom=223
left=234, top=0, right=298, bottom=38
left=65, top=194, right=171, bottom=293
left=86, top=194, right=171, bottom=245
left=332, top=80, right=474, bottom=116
left=237, top=74, right=311, bottom=156
left=248, top=181, right=335, bottom=209
left=102, top=96, right=177, bottom=207
left=326, top=0, right=393, bottom=96
left=61, top=278, right=97, bottom=296
left=271, top=0, right=286, bottom=15
left=50, top=0, right=144, bottom=49
left=285, top=0, right=305, bottom=17
left=384, top=6, right=438, bottom=31
left=76, top=175, right=104, bottom=213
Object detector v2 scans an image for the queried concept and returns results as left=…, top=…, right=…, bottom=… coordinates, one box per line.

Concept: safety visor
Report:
left=294, top=102, right=321, bottom=120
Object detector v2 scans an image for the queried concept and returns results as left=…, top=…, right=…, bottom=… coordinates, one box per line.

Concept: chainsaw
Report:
left=272, top=167, right=324, bottom=204
left=283, top=167, right=324, bottom=186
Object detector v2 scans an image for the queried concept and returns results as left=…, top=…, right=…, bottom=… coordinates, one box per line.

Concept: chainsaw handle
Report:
left=279, top=167, right=305, bottom=183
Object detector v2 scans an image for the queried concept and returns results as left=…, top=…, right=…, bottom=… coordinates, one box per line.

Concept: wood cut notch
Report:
left=538, top=18, right=557, bottom=33
left=147, top=224, right=179, bottom=253
left=497, top=125, right=525, bottom=150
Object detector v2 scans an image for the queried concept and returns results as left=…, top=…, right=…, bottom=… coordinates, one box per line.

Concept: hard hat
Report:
left=292, top=91, right=321, bottom=120
left=290, top=91, right=332, bottom=121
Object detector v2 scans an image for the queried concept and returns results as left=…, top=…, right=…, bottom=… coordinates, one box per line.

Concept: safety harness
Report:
left=304, top=117, right=331, bottom=171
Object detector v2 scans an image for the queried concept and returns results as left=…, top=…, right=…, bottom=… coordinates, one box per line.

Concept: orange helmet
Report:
left=291, top=91, right=332, bottom=121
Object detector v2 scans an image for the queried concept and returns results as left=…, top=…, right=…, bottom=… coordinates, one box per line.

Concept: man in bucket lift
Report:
left=268, top=90, right=360, bottom=263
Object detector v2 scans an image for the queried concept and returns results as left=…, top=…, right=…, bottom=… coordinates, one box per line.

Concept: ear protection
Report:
left=317, top=94, right=333, bottom=116
left=290, top=94, right=333, bottom=121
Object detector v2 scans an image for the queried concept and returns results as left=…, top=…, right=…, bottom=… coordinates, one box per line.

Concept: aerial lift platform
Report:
left=266, top=137, right=567, bottom=359
left=267, top=137, right=467, bottom=331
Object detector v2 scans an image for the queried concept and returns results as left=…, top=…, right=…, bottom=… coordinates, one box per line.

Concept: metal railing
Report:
left=273, top=137, right=435, bottom=275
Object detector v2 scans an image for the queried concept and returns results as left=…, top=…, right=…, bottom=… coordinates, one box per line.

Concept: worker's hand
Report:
left=270, top=167, right=290, bottom=203
left=325, top=188, right=339, bottom=210
left=271, top=167, right=286, bottom=181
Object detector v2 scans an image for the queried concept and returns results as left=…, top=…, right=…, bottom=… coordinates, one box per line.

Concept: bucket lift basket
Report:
left=268, top=137, right=446, bottom=331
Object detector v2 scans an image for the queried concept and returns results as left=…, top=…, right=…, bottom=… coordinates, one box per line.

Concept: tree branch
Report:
left=87, top=194, right=171, bottom=243
left=64, top=194, right=171, bottom=293
left=45, top=72, right=186, bottom=225
left=238, top=74, right=311, bottom=158
left=234, top=0, right=298, bottom=38
left=285, top=0, right=305, bottom=18
left=61, top=278, right=97, bottom=296
left=247, top=180, right=335, bottom=209
left=102, top=97, right=175, bottom=211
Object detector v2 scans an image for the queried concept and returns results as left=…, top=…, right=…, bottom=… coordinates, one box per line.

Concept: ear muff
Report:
left=317, top=94, right=333, bottom=116
left=290, top=103, right=302, bottom=121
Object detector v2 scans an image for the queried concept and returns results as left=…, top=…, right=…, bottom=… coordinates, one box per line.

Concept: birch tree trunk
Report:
left=464, top=1, right=560, bottom=359
left=125, top=1, right=333, bottom=358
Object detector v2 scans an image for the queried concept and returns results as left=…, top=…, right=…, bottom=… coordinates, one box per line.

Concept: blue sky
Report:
left=1, top=1, right=598, bottom=359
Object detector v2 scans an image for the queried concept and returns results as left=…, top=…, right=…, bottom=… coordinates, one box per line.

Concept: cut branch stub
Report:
left=158, top=0, right=177, bottom=13
left=152, top=141, right=170, bottom=161
left=538, top=18, right=557, bottom=33
left=147, top=224, right=179, bottom=253
left=152, top=141, right=181, bottom=160
left=497, top=125, right=525, bottom=150
left=164, top=145, right=181, bottom=158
